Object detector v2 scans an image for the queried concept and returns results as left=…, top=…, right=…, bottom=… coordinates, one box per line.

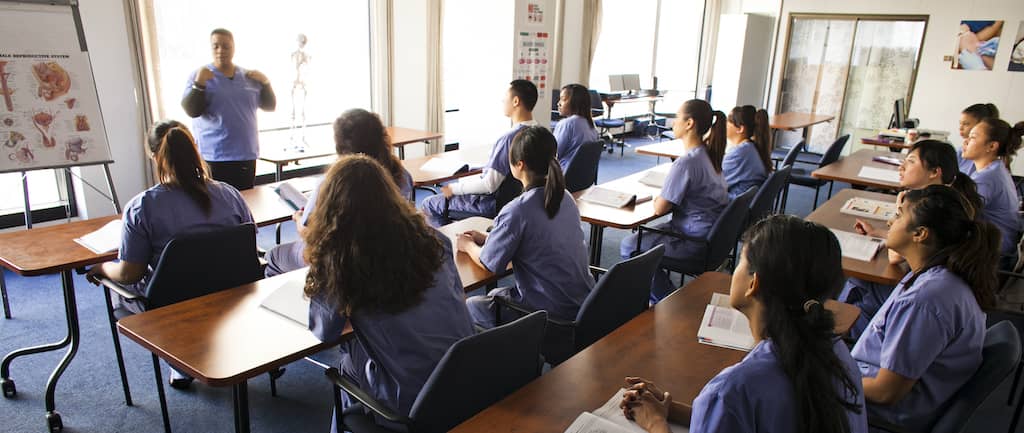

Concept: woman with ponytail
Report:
left=852, top=185, right=996, bottom=431
left=621, top=215, right=866, bottom=433
left=620, top=99, right=729, bottom=299
left=722, top=105, right=772, bottom=198
left=962, top=117, right=1023, bottom=267
left=458, top=126, right=593, bottom=328
left=86, top=120, right=254, bottom=388
left=956, top=103, right=1000, bottom=175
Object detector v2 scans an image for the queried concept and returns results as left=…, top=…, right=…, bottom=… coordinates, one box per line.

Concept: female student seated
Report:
left=956, top=103, right=1000, bottom=176
left=962, top=117, right=1023, bottom=268
left=620, top=215, right=867, bottom=433
left=265, top=108, right=413, bottom=276
left=620, top=99, right=729, bottom=299
left=457, top=126, right=594, bottom=328
left=552, top=83, right=599, bottom=172
left=723, top=105, right=772, bottom=199
left=843, top=140, right=982, bottom=339
left=851, top=185, right=996, bottom=431
left=303, top=155, right=474, bottom=431
left=86, top=120, right=254, bottom=387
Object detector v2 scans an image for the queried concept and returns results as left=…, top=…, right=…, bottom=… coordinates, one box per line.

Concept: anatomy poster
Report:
left=0, top=51, right=111, bottom=173
left=513, top=0, right=556, bottom=125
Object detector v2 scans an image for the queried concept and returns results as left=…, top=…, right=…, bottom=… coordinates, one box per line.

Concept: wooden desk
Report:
left=0, top=215, right=120, bottom=430
left=770, top=112, right=835, bottom=141
left=635, top=139, right=684, bottom=160
left=403, top=145, right=491, bottom=190
left=388, top=126, right=445, bottom=160
left=436, top=217, right=512, bottom=292
left=812, top=149, right=903, bottom=190
left=806, top=189, right=908, bottom=286
left=450, top=272, right=860, bottom=432
left=575, top=165, right=670, bottom=265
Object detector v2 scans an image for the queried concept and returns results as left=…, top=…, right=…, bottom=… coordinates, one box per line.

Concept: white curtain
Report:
left=425, top=0, right=445, bottom=154
left=370, top=0, right=394, bottom=125
left=579, top=0, right=602, bottom=86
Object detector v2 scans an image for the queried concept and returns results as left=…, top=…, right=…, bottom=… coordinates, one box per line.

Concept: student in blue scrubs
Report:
left=620, top=99, right=729, bottom=299
left=264, top=109, right=413, bottom=276
left=842, top=140, right=982, bottom=339
left=458, top=126, right=593, bottom=328
left=420, top=79, right=538, bottom=227
left=723, top=105, right=771, bottom=198
left=86, top=120, right=255, bottom=388
left=303, top=155, right=474, bottom=432
left=181, top=28, right=276, bottom=190
left=620, top=215, right=867, bottom=433
left=963, top=117, right=1023, bottom=268
left=553, top=83, right=599, bottom=172
left=852, top=185, right=997, bottom=431
left=955, top=103, right=999, bottom=176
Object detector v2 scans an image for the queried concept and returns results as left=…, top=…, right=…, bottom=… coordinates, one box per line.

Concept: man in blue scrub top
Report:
left=182, top=28, right=276, bottom=190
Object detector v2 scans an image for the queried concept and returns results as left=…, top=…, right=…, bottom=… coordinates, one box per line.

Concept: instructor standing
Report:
left=182, top=28, right=276, bottom=190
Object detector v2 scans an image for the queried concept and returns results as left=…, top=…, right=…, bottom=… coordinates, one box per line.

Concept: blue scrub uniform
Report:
left=118, top=181, right=254, bottom=311
left=553, top=115, right=599, bottom=172
left=851, top=266, right=985, bottom=432
left=722, top=140, right=768, bottom=199
left=309, top=228, right=474, bottom=431
left=465, top=187, right=594, bottom=328
left=971, top=161, right=1020, bottom=259
left=185, top=64, right=262, bottom=162
left=265, top=169, right=414, bottom=277
left=838, top=277, right=897, bottom=341
left=956, top=147, right=976, bottom=177
left=691, top=339, right=868, bottom=433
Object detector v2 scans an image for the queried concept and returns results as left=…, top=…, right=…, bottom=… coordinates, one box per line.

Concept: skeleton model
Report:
left=289, top=33, right=311, bottom=148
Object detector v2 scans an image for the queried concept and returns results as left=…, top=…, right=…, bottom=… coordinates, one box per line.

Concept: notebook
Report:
left=419, top=157, right=470, bottom=175
left=857, top=166, right=900, bottom=184
left=696, top=293, right=755, bottom=351
left=830, top=229, right=885, bottom=262
left=275, top=182, right=311, bottom=211
left=638, top=170, right=668, bottom=189
left=580, top=187, right=652, bottom=208
left=840, top=197, right=897, bottom=221
left=260, top=277, right=311, bottom=327
left=74, top=219, right=123, bottom=254
left=564, top=388, right=689, bottom=433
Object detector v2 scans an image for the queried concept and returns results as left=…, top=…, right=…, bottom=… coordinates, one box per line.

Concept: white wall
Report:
left=767, top=0, right=1024, bottom=171
left=560, top=0, right=586, bottom=86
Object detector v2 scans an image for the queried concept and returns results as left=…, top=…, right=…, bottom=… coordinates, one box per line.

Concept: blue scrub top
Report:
left=186, top=64, right=263, bottom=162
left=691, top=339, right=868, bottom=433
left=553, top=115, right=599, bottom=172
left=485, top=123, right=529, bottom=179
left=660, top=146, right=728, bottom=243
left=479, top=187, right=594, bottom=321
left=956, top=147, right=976, bottom=177
left=300, top=168, right=414, bottom=226
left=851, top=266, right=985, bottom=432
left=971, top=161, right=1020, bottom=256
left=722, top=140, right=768, bottom=199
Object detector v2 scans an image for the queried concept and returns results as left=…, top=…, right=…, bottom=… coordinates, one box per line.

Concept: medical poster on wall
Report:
left=513, top=0, right=556, bottom=125
left=1009, top=22, right=1024, bottom=72
left=0, top=50, right=111, bottom=173
left=953, top=20, right=1004, bottom=71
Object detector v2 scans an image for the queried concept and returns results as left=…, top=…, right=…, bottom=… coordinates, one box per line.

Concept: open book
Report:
left=580, top=187, right=653, bottom=208
left=74, top=219, right=123, bottom=254
left=565, top=389, right=689, bottom=433
left=260, top=277, right=311, bottom=327
left=696, top=293, right=755, bottom=351
left=637, top=170, right=668, bottom=189
left=830, top=229, right=885, bottom=262
left=857, top=166, right=900, bottom=184
left=275, top=182, right=311, bottom=211
left=419, top=157, right=471, bottom=175
left=840, top=197, right=897, bottom=221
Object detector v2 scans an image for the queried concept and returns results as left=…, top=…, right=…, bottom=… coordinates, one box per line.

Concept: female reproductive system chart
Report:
left=0, top=50, right=110, bottom=171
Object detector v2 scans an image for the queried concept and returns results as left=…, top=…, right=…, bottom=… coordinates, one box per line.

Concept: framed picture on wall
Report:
left=1009, top=21, right=1024, bottom=72
left=953, top=20, right=1004, bottom=71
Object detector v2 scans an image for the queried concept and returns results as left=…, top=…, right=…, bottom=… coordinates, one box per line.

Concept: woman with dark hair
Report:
left=956, top=103, right=999, bottom=175
left=852, top=185, right=997, bottom=431
left=264, top=108, right=413, bottom=276
left=963, top=117, right=1023, bottom=267
left=86, top=120, right=254, bottom=388
left=458, top=126, right=593, bottom=328
left=305, top=155, right=473, bottom=432
left=620, top=215, right=866, bottom=433
left=620, top=99, right=729, bottom=299
left=723, top=105, right=772, bottom=198
left=552, top=83, right=599, bottom=172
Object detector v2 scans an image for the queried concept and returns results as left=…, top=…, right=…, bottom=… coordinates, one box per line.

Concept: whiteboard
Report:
left=0, top=1, right=113, bottom=174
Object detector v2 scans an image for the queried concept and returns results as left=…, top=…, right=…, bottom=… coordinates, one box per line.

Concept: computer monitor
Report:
left=621, top=74, right=641, bottom=92
left=889, top=98, right=907, bottom=129
left=609, top=74, right=625, bottom=92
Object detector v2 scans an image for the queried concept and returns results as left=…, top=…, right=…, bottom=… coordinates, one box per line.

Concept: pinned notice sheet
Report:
left=857, top=166, right=900, bottom=184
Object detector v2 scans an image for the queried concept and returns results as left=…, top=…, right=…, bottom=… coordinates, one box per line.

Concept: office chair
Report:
left=589, top=90, right=626, bottom=156
left=749, top=165, right=793, bottom=225
left=442, top=176, right=523, bottom=223
left=564, top=140, right=606, bottom=193
left=787, top=134, right=850, bottom=210
left=325, top=311, right=548, bottom=433
left=550, top=89, right=562, bottom=128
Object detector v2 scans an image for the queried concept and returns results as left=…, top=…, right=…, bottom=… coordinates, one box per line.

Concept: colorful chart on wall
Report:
left=513, top=0, right=556, bottom=124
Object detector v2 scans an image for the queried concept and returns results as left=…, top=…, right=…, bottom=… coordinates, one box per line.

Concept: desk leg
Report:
left=233, top=380, right=250, bottom=433
left=398, top=146, right=405, bottom=160
left=588, top=224, right=605, bottom=267
left=1, top=271, right=10, bottom=319
left=275, top=164, right=283, bottom=183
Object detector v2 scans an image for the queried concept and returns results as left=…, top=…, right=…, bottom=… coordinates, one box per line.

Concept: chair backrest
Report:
left=588, top=90, right=604, bottom=117
left=564, top=140, right=606, bottom=192
left=495, top=175, right=524, bottom=214
left=818, top=134, right=850, bottom=167
left=144, top=223, right=263, bottom=310
left=409, top=311, right=547, bottom=433
left=780, top=140, right=805, bottom=167
left=551, top=89, right=562, bottom=122
left=749, top=165, right=792, bottom=224
left=931, top=320, right=1021, bottom=433
left=705, top=187, right=756, bottom=270
left=574, top=245, right=665, bottom=352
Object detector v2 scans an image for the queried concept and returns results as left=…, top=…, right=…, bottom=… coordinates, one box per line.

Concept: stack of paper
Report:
left=260, top=277, right=311, bottom=327
left=580, top=187, right=651, bottom=208
left=830, top=229, right=885, bottom=261
left=74, top=219, right=123, bottom=254
left=696, top=293, right=755, bottom=351
left=857, top=166, right=900, bottom=183
left=564, top=389, right=689, bottom=433
left=840, top=197, right=897, bottom=221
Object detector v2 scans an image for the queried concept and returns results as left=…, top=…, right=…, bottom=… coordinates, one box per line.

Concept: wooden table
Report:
left=0, top=215, right=120, bottom=431
left=436, top=217, right=512, bottom=292
left=805, top=189, right=908, bottom=286
left=240, top=176, right=321, bottom=244
left=635, top=139, right=684, bottom=160
left=575, top=165, right=670, bottom=265
left=812, top=149, right=903, bottom=190
left=402, top=146, right=492, bottom=200
left=450, top=272, right=860, bottom=432
left=770, top=112, right=835, bottom=141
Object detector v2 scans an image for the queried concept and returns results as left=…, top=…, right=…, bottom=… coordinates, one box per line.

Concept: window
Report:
left=139, top=0, right=372, bottom=179
left=0, top=169, right=75, bottom=228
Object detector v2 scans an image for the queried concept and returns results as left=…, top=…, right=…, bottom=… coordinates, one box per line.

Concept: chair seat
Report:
left=771, top=147, right=820, bottom=164
left=342, top=404, right=398, bottom=433
left=595, top=119, right=625, bottom=128
left=660, top=254, right=708, bottom=277
left=788, top=167, right=828, bottom=187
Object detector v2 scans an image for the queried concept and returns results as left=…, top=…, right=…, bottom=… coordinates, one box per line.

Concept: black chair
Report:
left=443, top=176, right=523, bottom=222
left=637, top=187, right=756, bottom=279
left=787, top=134, right=849, bottom=210
left=97, top=223, right=265, bottom=433
left=326, top=311, right=548, bottom=433
left=868, top=321, right=1021, bottom=433
left=771, top=140, right=819, bottom=167
left=550, top=89, right=562, bottom=127
left=749, top=165, right=792, bottom=225
left=493, top=245, right=665, bottom=365
left=564, top=140, right=606, bottom=193
left=777, top=142, right=805, bottom=212
left=590, top=90, right=626, bottom=155
left=985, top=307, right=1024, bottom=433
